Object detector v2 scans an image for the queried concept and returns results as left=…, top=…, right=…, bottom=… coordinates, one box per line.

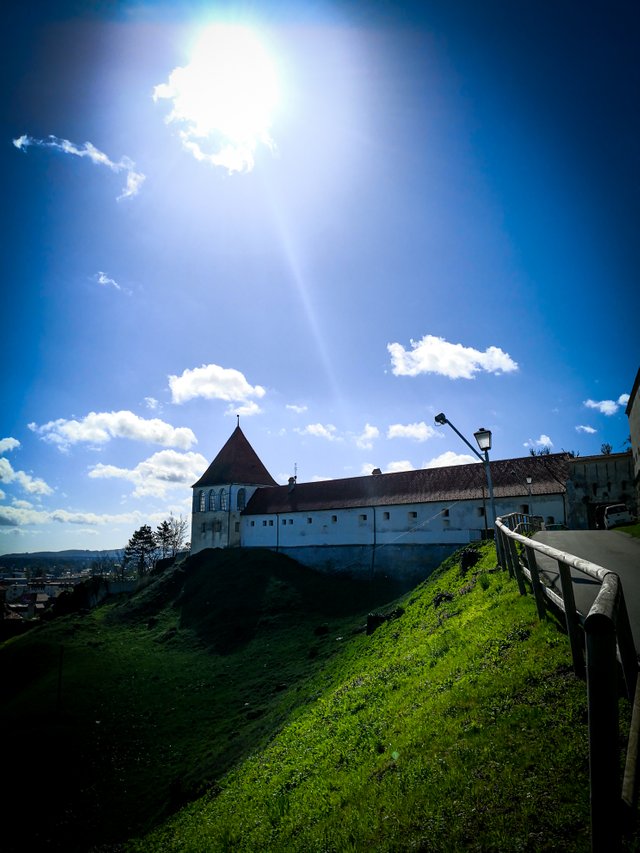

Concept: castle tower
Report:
left=190, top=423, right=277, bottom=553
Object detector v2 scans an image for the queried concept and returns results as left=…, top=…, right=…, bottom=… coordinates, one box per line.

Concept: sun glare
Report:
left=154, top=24, right=280, bottom=173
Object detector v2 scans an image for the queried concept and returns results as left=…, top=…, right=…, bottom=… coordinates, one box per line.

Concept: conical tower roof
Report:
left=192, top=425, right=278, bottom=488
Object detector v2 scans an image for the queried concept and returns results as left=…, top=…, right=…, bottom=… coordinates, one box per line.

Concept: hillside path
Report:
left=533, top=530, right=640, bottom=650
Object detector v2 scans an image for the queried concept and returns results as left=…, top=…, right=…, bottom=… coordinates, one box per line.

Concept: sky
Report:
left=1, top=0, right=638, bottom=555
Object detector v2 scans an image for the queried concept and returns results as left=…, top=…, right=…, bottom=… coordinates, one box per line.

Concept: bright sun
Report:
left=154, top=23, right=280, bottom=173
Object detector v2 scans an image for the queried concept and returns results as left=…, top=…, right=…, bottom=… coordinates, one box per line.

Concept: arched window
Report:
left=198, top=491, right=206, bottom=512
left=208, top=489, right=216, bottom=511
left=237, top=488, right=246, bottom=511
left=219, top=489, right=228, bottom=511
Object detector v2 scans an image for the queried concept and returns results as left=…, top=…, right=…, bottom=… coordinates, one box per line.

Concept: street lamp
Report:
left=434, top=413, right=498, bottom=531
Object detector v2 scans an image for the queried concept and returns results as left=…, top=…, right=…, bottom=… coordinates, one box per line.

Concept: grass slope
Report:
left=1, top=544, right=631, bottom=851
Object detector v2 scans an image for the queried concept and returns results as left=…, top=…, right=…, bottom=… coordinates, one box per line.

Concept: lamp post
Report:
left=434, top=413, right=498, bottom=532
left=526, top=476, right=533, bottom=516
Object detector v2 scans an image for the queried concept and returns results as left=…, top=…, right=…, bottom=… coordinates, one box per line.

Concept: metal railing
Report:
left=495, top=513, right=640, bottom=852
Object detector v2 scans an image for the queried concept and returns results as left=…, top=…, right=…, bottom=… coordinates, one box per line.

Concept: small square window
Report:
left=359, top=514, right=367, bottom=522
left=383, top=511, right=390, bottom=521
left=331, top=515, right=337, bottom=523
left=442, top=508, right=449, bottom=518
left=250, top=520, right=255, bottom=527
left=234, top=522, right=240, bottom=532
left=269, top=520, right=274, bottom=527
left=307, top=517, right=313, bottom=524
left=263, top=520, right=267, bottom=527
left=281, top=518, right=287, bottom=525
left=477, top=507, right=485, bottom=517
left=409, top=511, right=417, bottom=520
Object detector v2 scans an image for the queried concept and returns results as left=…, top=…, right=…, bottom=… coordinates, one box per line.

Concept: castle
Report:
left=190, top=425, right=578, bottom=581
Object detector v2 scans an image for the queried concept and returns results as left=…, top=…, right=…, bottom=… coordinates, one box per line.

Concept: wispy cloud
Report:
left=29, top=411, right=196, bottom=450
left=89, top=450, right=208, bottom=498
left=388, top=335, right=518, bottom=379
left=286, top=404, right=308, bottom=414
left=584, top=395, right=629, bottom=416
left=94, top=271, right=122, bottom=291
left=0, top=437, right=20, bottom=454
left=0, top=457, right=53, bottom=495
left=387, top=422, right=439, bottom=442
left=13, top=134, right=145, bottom=200
left=576, top=425, right=597, bottom=434
left=524, top=434, right=553, bottom=449
left=169, top=363, right=265, bottom=415
left=295, top=423, right=340, bottom=441
left=355, top=423, right=379, bottom=450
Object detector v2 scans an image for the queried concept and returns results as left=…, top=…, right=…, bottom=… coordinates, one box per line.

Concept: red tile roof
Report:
left=192, top=426, right=278, bottom=488
left=244, top=454, right=569, bottom=514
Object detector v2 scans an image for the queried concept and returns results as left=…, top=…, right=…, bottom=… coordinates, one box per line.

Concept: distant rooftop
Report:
left=244, top=453, right=569, bottom=515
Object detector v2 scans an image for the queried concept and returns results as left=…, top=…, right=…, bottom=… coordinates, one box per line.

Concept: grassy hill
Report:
left=0, top=543, right=632, bottom=851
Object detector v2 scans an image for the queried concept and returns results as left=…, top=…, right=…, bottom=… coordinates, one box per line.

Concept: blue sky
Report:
left=1, top=0, right=638, bottom=554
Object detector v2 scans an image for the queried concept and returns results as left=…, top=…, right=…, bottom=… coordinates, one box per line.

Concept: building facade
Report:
left=626, top=367, right=640, bottom=515
left=191, top=426, right=569, bottom=581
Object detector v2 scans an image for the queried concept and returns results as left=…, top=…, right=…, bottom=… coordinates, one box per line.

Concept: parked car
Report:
left=598, top=504, right=632, bottom=530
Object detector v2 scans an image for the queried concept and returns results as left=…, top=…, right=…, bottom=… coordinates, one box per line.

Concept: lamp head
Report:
left=526, top=476, right=532, bottom=485
left=474, top=427, right=492, bottom=452
left=434, top=412, right=447, bottom=426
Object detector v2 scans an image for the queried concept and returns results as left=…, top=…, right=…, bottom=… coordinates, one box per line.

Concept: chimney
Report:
left=371, top=468, right=382, bottom=476
left=288, top=476, right=297, bottom=493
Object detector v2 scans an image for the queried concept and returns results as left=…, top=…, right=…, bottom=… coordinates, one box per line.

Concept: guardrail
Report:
left=495, top=513, right=640, bottom=852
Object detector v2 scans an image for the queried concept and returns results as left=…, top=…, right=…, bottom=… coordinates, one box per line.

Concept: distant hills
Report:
left=0, top=548, right=121, bottom=568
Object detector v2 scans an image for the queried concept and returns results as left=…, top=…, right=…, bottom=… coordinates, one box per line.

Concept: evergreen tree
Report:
left=123, top=525, right=157, bottom=577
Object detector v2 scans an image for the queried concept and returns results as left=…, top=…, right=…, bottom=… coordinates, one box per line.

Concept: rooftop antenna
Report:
left=294, top=462, right=298, bottom=481
left=237, top=414, right=240, bottom=427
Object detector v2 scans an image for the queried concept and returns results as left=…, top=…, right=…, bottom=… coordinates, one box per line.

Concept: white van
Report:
left=603, top=504, right=632, bottom=529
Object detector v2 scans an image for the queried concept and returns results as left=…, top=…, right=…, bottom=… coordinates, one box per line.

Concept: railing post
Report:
left=524, top=544, right=547, bottom=621
left=557, top=559, right=585, bottom=678
left=509, top=536, right=527, bottom=596
left=615, top=590, right=638, bottom=703
left=585, top=605, right=621, bottom=852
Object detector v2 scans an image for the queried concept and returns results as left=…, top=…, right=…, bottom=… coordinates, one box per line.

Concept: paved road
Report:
left=533, top=530, right=640, bottom=649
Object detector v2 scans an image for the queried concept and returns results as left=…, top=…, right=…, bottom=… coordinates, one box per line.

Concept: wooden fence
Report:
left=495, top=513, right=640, bottom=852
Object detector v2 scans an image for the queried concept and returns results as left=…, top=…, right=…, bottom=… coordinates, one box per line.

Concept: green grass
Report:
left=618, top=522, right=640, bottom=539
left=1, top=544, right=634, bottom=852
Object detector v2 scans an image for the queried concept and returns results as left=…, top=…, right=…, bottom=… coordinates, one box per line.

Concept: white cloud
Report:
left=29, top=411, right=196, bottom=450
left=385, top=460, right=415, bottom=473
left=423, top=451, right=479, bottom=468
left=360, top=461, right=415, bottom=475
left=0, top=437, right=20, bottom=454
left=0, top=489, right=5, bottom=500
left=153, top=24, right=278, bottom=174
left=355, top=423, right=379, bottom=450
left=169, top=363, right=266, bottom=410
left=0, top=504, right=145, bottom=529
left=286, top=404, right=308, bottom=414
left=0, top=457, right=53, bottom=495
left=11, top=499, right=34, bottom=509
left=523, top=434, right=554, bottom=449
left=576, top=425, right=597, bottom=434
left=584, top=397, right=627, bottom=416
left=144, top=397, right=159, bottom=411
left=225, top=400, right=262, bottom=417
left=387, top=335, right=518, bottom=379
left=13, top=134, right=145, bottom=200
left=95, top=271, right=121, bottom=290
left=311, top=474, right=331, bottom=482
left=387, top=422, right=438, bottom=442
left=89, top=449, right=208, bottom=498
left=295, top=423, right=340, bottom=441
